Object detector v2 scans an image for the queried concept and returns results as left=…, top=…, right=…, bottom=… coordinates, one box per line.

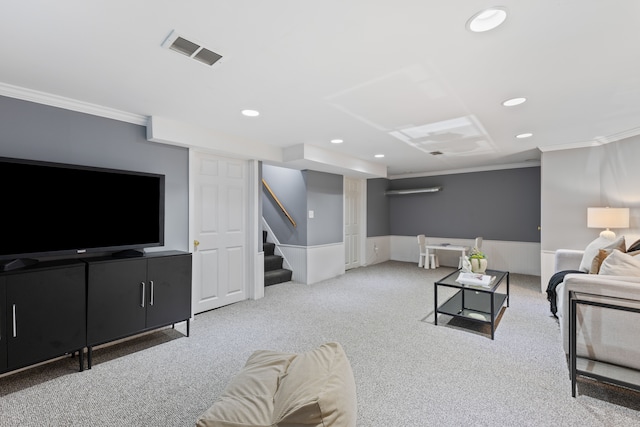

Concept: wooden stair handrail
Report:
left=262, top=178, right=296, bottom=228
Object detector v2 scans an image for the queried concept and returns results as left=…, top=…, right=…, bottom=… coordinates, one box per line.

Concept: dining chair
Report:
left=459, top=236, right=483, bottom=268
left=474, top=236, right=483, bottom=250
left=460, top=236, right=483, bottom=268
left=417, top=234, right=428, bottom=268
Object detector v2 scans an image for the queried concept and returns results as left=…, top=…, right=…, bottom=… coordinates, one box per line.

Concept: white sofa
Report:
left=553, top=249, right=640, bottom=371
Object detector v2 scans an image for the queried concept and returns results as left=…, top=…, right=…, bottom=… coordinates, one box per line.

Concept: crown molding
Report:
left=537, top=140, right=600, bottom=153
left=538, top=126, right=640, bottom=153
left=0, top=82, right=148, bottom=126
left=388, top=161, right=540, bottom=180
left=594, top=126, right=640, bottom=144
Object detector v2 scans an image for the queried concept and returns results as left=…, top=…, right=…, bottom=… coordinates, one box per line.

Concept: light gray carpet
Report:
left=1, top=261, right=639, bottom=426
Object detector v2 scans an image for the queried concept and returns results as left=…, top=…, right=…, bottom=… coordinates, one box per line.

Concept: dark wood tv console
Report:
left=0, top=251, right=191, bottom=376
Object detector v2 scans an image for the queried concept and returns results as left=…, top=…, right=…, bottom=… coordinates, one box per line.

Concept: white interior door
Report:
left=344, top=177, right=363, bottom=270
left=192, top=152, right=247, bottom=314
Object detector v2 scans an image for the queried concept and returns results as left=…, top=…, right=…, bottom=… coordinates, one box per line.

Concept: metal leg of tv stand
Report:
left=70, top=349, right=85, bottom=372
left=172, top=319, right=190, bottom=337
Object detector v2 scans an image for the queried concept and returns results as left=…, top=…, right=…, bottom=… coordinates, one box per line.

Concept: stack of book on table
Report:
left=455, top=272, right=496, bottom=288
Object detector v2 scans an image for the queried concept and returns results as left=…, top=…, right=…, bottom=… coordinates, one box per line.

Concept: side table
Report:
left=569, top=291, right=640, bottom=397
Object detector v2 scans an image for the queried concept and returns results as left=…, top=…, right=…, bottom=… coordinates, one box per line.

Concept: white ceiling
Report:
left=1, top=1, right=639, bottom=178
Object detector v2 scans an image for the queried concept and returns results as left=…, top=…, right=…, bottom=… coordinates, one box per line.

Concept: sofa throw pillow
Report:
left=273, top=342, right=357, bottom=427
left=588, top=247, right=637, bottom=273
left=579, top=235, right=626, bottom=273
left=590, top=249, right=611, bottom=274
left=196, top=350, right=297, bottom=427
left=599, top=249, right=640, bottom=276
left=628, top=249, right=640, bottom=258
left=589, top=247, right=640, bottom=273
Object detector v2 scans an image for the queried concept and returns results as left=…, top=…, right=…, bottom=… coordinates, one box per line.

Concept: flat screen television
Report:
left=0, top=156, right=165, bottom=270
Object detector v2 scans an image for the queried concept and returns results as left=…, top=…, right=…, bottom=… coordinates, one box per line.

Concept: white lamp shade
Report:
left=587, top=207, right=629, bottom=229
left=587, top=207, right=629, bottom=239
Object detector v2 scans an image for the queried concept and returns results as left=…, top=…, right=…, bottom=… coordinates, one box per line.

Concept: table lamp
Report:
left=587, top=207, right=629, bottom=240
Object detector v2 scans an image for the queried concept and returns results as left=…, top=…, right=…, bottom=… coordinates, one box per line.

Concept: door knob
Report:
left=194, top=240, right=200, bottom=247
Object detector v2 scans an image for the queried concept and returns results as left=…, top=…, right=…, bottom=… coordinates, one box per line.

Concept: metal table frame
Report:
left=434, top=269, right=509, bottom=340
left=569, top=291, right=640, bottom=397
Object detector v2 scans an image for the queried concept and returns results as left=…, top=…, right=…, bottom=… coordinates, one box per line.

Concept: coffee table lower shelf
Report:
left=437, top=290, right=507, bottom=324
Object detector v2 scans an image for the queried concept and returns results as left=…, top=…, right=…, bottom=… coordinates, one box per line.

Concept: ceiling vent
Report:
left=162, top=30, right=222, bottom=66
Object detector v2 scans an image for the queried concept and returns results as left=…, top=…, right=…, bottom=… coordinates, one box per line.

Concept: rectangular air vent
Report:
left=162, top=30, right=223, bottom=67
left=193, top=47, right=222, bottom=66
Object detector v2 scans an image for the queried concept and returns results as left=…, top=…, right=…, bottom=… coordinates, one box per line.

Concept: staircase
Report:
left=263, top=231, right=293, bottom=286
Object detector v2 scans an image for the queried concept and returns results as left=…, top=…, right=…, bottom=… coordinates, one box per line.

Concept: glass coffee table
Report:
left=434, top=269, right=509, bottom=339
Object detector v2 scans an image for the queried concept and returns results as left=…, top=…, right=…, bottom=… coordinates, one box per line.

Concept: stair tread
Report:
left=262, top=231, right=291, bottom=286
left=263, top=242, right=275, bottom=256
left=264, top=268, right=291, bottom=275
left=264, top=255, right=284, bottom=272
left=264, top=268, right=292, bottom=286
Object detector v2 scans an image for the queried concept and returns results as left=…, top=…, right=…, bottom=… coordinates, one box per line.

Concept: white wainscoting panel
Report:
left=390, top=235, right=541, bottom=276
left=278, top=245, right=307, bottom=284
left=254, top=252, right=265, bottom=300
left=278, top=243, right=345, bottom=284
left=391, top=235, right=422, bottom=265
left=307, top=243, right=345, bottom=284
left=540, top=250, right=556, bottom=293
left=481, top=240, right=541, bottom=276
left=365, top=236, right=391, bottom=266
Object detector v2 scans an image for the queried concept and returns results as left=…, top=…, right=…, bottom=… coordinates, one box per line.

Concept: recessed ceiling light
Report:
left=330, top=139, right=343, bottom=144
left=502, top=97, right=527, bottom=107
left=241, top=109, right=260, bottom=117
left=467, top=7, right=507, bottom=32
left=374, top=154, right=385, bottom=158
left=516, top=133, right=533, bottom=139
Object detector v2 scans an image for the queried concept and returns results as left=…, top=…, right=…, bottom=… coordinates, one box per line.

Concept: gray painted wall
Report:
left=370, top=167, right=540, bottom=242
left=262, top=165, right=343, bottom=246
left=305, top=170, right=343, bottom=246
left=367, top=178, right=390, bottom=237
left=541, top=136, right=640, bottom=251
left=0, top=95, right=189, bottom=254
left=262, top=165, right=308, bottom=245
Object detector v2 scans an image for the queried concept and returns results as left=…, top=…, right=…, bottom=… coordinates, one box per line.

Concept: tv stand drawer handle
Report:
left=150, top=280, right=154, bottom=306
left=140, top=282, right=145, bottom=308
left=12, top=304, right=17, bottom=337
